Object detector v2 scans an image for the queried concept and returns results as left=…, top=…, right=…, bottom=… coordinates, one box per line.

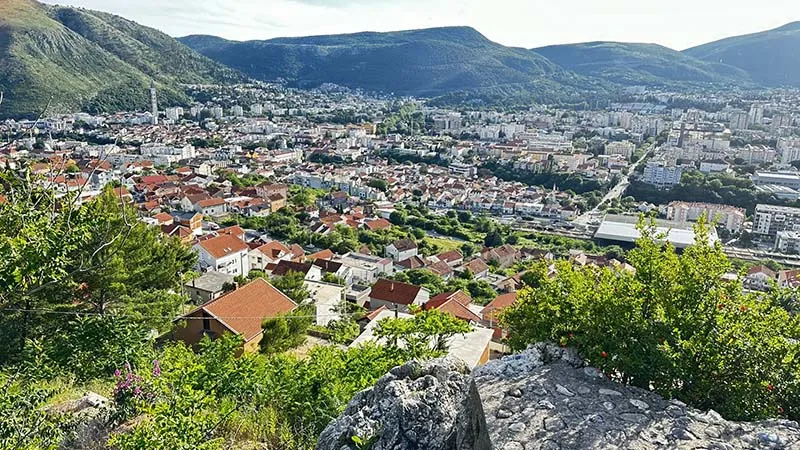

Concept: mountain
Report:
left=179, top=27, right=608, bottom=101
left=534, top=41, right=751, bottom=87
left=684, top=22, right=800, bottom=87
left=0, top=0, right=244, bottom=118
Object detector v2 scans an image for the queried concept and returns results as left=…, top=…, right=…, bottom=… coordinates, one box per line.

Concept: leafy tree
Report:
left=374, top=308, right=472, bottom=359
left=367, top=178, right=389, bottom=192
left=271, top=271, right=309, bottom=303
left=389, top=210, right=407, bottom=226
left=502, top=216, right=800, bottom=421
left=260, top=306, right=314, bottom=355
left=0, top=376, right=69, bottom=450
left=484, top=230, right=504, bottom=247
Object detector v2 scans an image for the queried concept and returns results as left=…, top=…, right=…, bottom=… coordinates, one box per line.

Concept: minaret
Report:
left=150, top=80, right=158, bottom=125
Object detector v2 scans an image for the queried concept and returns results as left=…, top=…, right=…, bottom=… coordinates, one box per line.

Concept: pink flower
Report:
left=114, top=369, right=121, bottom=378
left=152, top=360, right=161, bottom=377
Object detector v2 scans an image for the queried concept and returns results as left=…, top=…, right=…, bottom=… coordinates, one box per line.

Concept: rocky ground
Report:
left=316, top=343, right=800, bottom=450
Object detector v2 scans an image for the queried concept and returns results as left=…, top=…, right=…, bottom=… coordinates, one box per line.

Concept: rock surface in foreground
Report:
left=315, top=357, right=491, bottom=450
left=318, top=343, right=800, bottom=450
left=475, top=343, right=800, bottom=449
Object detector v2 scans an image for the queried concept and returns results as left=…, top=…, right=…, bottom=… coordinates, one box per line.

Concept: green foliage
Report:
left=0, top=170, right=194, bottom=367
left=484, top=230, right=504, bottom=247
left=685, top=22, right=800, bottom=87
left=627, top=170, right=779, bottom=215
left=536, top=41, right=749, bottom=86
left=374, top=308, right=472, bottom=359
left=260, top=306, right=314, bottom=355
left=181, top=27, right=565, bottom=99
left=271, top=270, right=310, bottom=303
left=481, top=161, right=609, bottom=194
left=0, top=375, right=70, bottom=450
left=502, top=217, right=800, bottom=421
left=44, top=315, right=152, bottom=382
left=106, top=335, right=406, bottom=450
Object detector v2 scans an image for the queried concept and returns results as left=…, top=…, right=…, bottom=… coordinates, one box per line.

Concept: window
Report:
left=202, top=312, right=211, bottom=331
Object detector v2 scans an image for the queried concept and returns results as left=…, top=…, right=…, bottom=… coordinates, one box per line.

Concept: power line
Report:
left=0, top=307, right=351, bottom=321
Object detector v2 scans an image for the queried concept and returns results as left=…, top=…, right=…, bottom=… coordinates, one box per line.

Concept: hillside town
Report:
left=4, top=82, right=800, bottom=365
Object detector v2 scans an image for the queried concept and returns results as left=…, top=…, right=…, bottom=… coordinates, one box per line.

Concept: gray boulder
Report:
left=315, top=357, right=491, bottom=450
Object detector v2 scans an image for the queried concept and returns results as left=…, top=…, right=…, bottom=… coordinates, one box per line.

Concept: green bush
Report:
left=502, top=217, right=800, bottom=421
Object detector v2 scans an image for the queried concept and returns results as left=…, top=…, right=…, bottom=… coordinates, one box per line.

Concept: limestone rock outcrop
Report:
left=317, top=343, right=800, bottom=450
left=315, top=357, right=491, bottom=450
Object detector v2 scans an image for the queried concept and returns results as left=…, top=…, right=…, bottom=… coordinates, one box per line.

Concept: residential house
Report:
left=249, top=240, right=293, bottom=271
left=305, top=280, right=346, bottom=327
left=462, top=259, right=490, bottom=279
left=396, top=255, right=427, bottom=271
left=184, top=271, right=235, bottom=304
left=482, top=292, right=517, bottom=340
left=368, top=278, right=430, bottom=313
left=195, top=234, right=251, bottom=277
left=195, top=197, right=229, bottom=217
left=171, top=211, right=203, bottom=235
left=481, top=244, right=521, bottom=269
left=427, top=261, right=454, bottom=280
left=173, top=278, right=296, bottom=353
left=435, top=250, right=464, bottom=267
left=385, top=239, right=418, bottom=262
left=423, top=291, right=481, bottom=323
left=217, top=225, right=246, bottom=241
left=778, top=269, right=800, bottom=289
left=271, top=260, right=323, bottom=281
left=744, top=265, right=777, bottom=291
left=256, top=182, right=289, bottom=200
left=335, top=253, right=394, bottom=284
left=313, top=259, right=352, bottom=284
left=267, top=193, right=287, bottom=212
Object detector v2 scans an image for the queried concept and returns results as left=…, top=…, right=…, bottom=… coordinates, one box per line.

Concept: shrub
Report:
left=501, top=217, right=800, bottom=421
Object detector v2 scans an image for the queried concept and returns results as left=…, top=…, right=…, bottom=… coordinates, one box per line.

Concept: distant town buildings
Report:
left=754, top=204, right=800, bottom=237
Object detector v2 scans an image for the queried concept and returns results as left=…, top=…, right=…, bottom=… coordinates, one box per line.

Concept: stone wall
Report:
left=316, top=343, right=800, bottom=450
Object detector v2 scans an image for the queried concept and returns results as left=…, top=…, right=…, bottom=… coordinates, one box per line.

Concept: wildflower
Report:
left=114, top=369, right=121, bottom=378
left=601, top=351, right=608, bottom=358
left=152, top=360, right=161, bottom=377
left=767, top=384, right=774, bottom=392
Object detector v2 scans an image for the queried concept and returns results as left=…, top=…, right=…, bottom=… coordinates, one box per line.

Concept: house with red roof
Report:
left=423, top=291, right=481, bottom=323
left=368, top=278, right=429, bottom=314
left=174, top=278, right=297, bottom=353
left=482, top=292, right=518, bottom=340
left=194, top=234, right=250, bottom=277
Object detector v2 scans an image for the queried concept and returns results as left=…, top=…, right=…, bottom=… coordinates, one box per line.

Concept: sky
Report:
left=41, top=0, right=800, bottom=50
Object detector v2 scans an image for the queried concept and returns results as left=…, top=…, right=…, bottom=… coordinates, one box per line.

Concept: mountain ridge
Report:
left=0, top=0, right=244, bottom=118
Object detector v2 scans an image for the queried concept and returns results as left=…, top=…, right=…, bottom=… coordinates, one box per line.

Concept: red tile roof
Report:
left=197, top=234, right=249, bottom=259
left=197, top=197, right=227, bottom=208
left=370, top=278, right=425, bottom=305
left=483, top=292, right=517, bottom=322
left=186, top=278, right=296, bottom=342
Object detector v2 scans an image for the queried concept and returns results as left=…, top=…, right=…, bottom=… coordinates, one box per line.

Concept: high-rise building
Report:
left=730, top=111, right=749, bottom=130
left=604, top=141, right=635, bottom=159
left=149, top=80, right=158, bottom=125
left=231, top=105, right=244, bottom=117
left=748, top=105, right=764, bottom=126
left=250, top=104, right=263, bottom=115
left=754, top=204, right=800, bottom=236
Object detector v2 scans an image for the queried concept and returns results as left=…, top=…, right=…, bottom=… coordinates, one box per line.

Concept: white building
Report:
left=642, top=160, right=684, bottom=189
left=775, top=231, right=800, bottom=254
left=754, top=204, right=800, bottom=236
left=666, top=201, right=746, bottom=233
left=250, top=104, right=263, bottom=115
left=165, top=107, right=184, bottom=121
left=231, top=105, right=244, bottom=117
left=752, top=171, right=800, bottom=189
left=604, top=141, right=635, bottom=159
left=699, top=160, right=729, bottom=174
left=194, top=234, right=251, bottom=277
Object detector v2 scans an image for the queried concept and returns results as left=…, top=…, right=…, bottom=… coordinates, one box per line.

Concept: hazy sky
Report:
left=42, top=0, right=800, bottom=50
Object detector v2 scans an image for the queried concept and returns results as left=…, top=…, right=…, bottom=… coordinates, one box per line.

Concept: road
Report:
left=573, top=145, right=655, bottom=227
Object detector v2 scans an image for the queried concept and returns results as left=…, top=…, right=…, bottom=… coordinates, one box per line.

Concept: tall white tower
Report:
left=149, top=80, right=158, bottom=125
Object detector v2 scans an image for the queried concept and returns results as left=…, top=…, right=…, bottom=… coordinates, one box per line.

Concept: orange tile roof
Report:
left=218, top=225, right=245, bottom=238
left=197, top=197, right=227, bottom=208
left=308, top=249, right=334, bottom=261
left=254, top=240, right=291, bottom=259
left=370, top=279, right=424, bottom=306
left=483, top=292, right=517, bottom=322
left=197, top=234, right=249, bottom=259
left=187, top=278, right=297, bottom=342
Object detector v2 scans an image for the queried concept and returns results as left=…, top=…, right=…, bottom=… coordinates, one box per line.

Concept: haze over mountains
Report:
left=2, top=0, right=800, bottom=118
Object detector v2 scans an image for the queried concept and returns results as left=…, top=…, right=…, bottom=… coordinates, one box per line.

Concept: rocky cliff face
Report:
left=316, top=343, right=800, bottom=450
